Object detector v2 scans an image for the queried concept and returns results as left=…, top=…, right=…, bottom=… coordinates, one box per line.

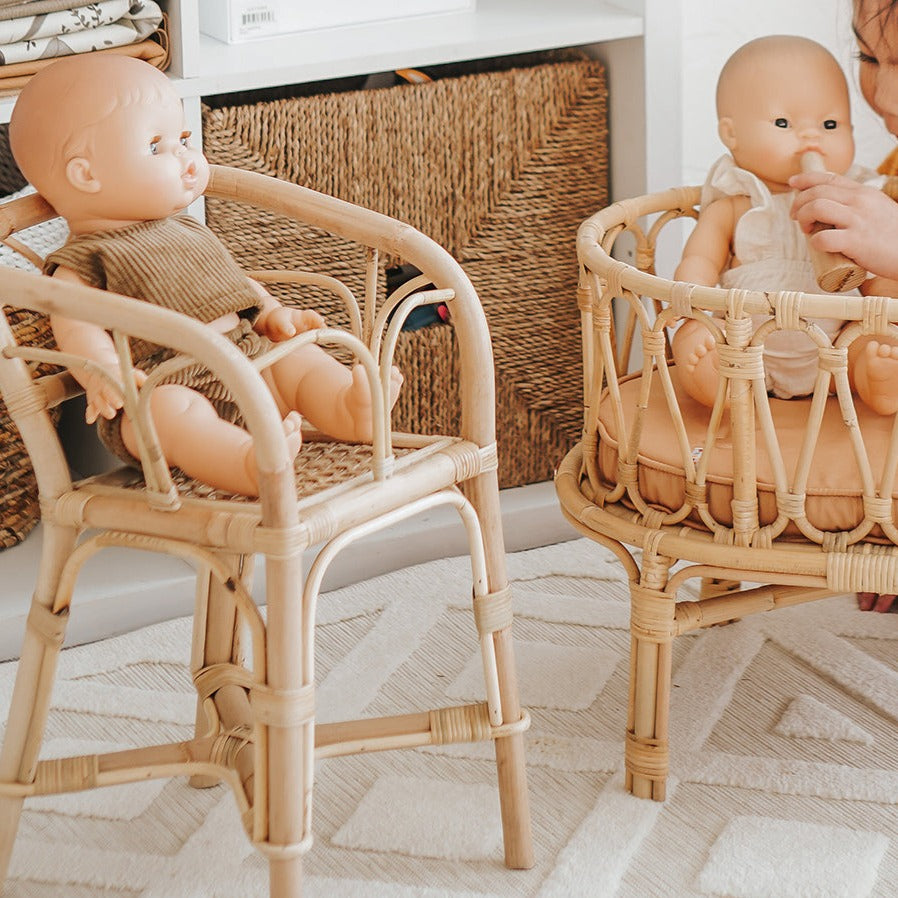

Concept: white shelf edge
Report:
left=175, top=2, right=643, bottom=97
left=0, top=4, right=643, bottom=122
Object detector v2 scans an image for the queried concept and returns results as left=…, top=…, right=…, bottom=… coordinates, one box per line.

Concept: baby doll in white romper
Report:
left=672, top=35, right=898, bottom=413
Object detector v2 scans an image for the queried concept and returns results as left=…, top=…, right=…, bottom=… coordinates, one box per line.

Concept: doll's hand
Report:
left=258, top=306, right=325, bottom=342
left=790, top=171, right=898, bottom=280
left=84, top=367, right=147, bottom=424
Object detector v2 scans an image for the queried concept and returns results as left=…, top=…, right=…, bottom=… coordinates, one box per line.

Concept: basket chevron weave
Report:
left=201, top=54, right=609, bottom=486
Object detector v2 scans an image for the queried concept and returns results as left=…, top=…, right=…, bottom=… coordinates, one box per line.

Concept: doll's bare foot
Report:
left=342, top=364, right=403, bottom=442
left=853, top=340, right=898, bottom=415
left=857, top=592, right=898, bottom=612
left=241, top=412, right=303, bottom=494
left=672, top=321, right=721, bottom=408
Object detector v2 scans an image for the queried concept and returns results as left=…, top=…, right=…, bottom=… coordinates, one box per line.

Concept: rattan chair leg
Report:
left=189, top=556, right=255, bottom=790
left=258, top=551, right=309, bottom=892
left=492, top=632, right=534, bottom=869
left=470, top=472, right=534, bottom=870
left=0, top=523, right=78, bottom=886
left=268, top=856, right=303, bottom=898
left=0, top=795, right=22, bottom=891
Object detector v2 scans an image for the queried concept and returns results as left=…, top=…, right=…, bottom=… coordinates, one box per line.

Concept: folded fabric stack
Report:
left=0, top=0, right=167, bottom=93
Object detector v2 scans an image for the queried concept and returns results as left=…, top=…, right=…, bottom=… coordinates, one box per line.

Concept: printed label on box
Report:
left=199, top=0, right=474, bottom=44
left=239, top=6, right=277, bottom=38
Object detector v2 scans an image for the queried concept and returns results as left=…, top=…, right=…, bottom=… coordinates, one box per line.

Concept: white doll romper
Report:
left=702, top=154, right=877, bottom=399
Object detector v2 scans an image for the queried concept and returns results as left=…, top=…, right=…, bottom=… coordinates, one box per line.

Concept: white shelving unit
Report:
left=0, top=0, right=682, bottom=655
left=166, top=0, right=683, bottom=203
left=0, top=0, right=682, bottom=197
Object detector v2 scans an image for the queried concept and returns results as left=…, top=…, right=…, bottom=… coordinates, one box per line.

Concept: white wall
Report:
left=682, top=0, right=893, bottom=185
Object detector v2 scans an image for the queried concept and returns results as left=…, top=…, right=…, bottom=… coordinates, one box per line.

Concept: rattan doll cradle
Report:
left=0, top=165, right=533, bottom=896
left=556, top=185, right=898, bottom=801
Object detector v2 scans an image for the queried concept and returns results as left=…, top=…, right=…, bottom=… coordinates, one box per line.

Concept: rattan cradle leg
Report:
left=0, top=523, right=77, bottom=887
left=625, top=554, right=675, bottom=801
left=469, top=472, right=534, bottom=870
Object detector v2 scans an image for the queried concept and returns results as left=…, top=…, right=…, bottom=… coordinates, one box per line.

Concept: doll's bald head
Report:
left=713, top=35, right=854, bottom=188
left=9, top=55, right=174, bottom=213
left=716, top=35, right=849, bottom=121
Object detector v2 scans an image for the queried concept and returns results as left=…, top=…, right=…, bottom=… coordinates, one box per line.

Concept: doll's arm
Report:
left=674, top=196, right=741, bottom=287
left=50, top=266, right=147, bottom=424
left=249, top=279, right=325, bottom=341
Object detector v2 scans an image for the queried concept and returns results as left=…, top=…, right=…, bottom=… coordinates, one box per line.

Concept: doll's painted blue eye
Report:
left=180, top=131, right=191, bottom=146
left=150, top=138, right=160, bottom=155
left=774, top=118, right=789, bottom=128
left=823, top=120, right=837, bottom=130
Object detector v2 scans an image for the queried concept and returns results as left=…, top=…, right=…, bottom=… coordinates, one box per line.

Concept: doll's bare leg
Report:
left=341, top=363, right=404, bottom=438
left=850, top=337, right=898, bottom=416
left=671, top=319, right=721, bottom=407
left=120, top=384, right=303, bottom=496
left=266, top=343, right=402, bottom=442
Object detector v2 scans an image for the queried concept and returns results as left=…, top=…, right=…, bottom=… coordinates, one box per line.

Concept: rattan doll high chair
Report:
left=556, top=185, right=898, bottom=801
left=0, top=165, right=533, bottom=896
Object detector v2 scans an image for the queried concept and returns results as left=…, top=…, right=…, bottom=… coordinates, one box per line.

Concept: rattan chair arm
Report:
left=205, top=165, right=497, bottom=447
left=1, top=265, right=297, bottom=523
left=0, top=192, right=56, bottom=238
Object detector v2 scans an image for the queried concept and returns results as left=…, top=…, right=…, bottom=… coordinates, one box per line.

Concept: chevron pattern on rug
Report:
left=4, top=538, right=898, bottom=897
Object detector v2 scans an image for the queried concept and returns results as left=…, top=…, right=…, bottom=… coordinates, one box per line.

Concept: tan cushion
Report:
left=596, top=367, right=898, bottom=534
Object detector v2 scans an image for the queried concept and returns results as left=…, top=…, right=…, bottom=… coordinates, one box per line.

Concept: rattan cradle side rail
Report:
left=560, top=185, right=898, bottom=802
left=574, top=186, right=898, bottom=555
left=577, top=186, right=898, bottom=326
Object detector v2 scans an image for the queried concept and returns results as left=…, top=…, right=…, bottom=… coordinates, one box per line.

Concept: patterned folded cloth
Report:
left=0, top=35, right=167, bottom=94
left=0, top=0, right=162, bottom=65
left=0, top=0, right=90, bottom=22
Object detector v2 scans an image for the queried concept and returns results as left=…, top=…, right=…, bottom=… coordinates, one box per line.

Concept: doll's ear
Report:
left=65, top=157, right=102, bottom=194
left=718, top=117, right=737, bottom=151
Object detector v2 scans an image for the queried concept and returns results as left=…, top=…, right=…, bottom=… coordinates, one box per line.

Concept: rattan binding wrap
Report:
left=201, top=55, right=609, bottom=486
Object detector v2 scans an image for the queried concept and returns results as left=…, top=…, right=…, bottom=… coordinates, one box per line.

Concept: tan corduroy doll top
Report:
left=44, top=213, right=264, bottom=365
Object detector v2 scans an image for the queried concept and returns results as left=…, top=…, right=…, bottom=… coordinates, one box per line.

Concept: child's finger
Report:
left=789, top=170, right=854, bottom=191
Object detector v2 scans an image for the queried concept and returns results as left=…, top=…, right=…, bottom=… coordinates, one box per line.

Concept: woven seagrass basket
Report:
left=0, top=133, right=62, bottom=549
left=0, top=307, right=57, bottom=548
left=201, top=52, right=609, bottom=487
left=0, top=126, right=26, bottom=196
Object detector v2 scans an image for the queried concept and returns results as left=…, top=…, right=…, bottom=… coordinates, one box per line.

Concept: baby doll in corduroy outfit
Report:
left=9, top=54, right=402, bottom=496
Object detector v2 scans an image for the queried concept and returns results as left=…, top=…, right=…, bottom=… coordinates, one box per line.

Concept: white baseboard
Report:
left=0, top=480, right=576, bottom=661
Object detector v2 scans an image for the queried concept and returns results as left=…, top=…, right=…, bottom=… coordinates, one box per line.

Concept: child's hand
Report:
left=257, top=306, right=325, bottom=342
left=84, top=367, right=147, bottom=424
left=790, top=171, right=898, bottom=280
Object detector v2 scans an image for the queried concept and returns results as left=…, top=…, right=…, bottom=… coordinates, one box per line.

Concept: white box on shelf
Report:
left=198, top=0, right=475, bottom=44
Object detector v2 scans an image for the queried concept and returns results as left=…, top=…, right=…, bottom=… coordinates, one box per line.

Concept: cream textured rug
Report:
left=3, top=537, right=898, bottom=898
